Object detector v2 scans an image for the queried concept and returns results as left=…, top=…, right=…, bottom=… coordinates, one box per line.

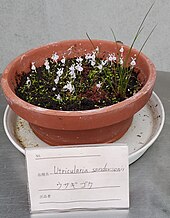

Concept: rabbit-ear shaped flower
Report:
left=101, top=60, right=107, bottom=66
left=95, top=46, right=99, bottom=53
left=90, top=60, right=96, bottom=66
left=97, top=64, right=103, bottom=70
left=63, top=81, right=75, bottom=93
left=75, top=64, right=83, bottom=72
left=51, top=53, right=59, bottom=62
left=54, top=76, right=60, bottom=85
left=56, top=94, right=62, bottom=100
left=69, top=64, right=75, bottom=72
left=26, top=77, right=31, bottom=87
left=119, top=46, right=124, bottom=53
left=91, top=52, right=96, bottom=61
left=119, top=57, right=124, bottom=65
left=85, top=53, right=91, bottom=60
left=69, top=71, right=76, bottom=79
left=44, top=59, right=50, bottom=71
left=61, top=56, right=66, bottom=64
left=69, top=64, right=76, bottom=79
left=56, top=68, right=64, bottom=77
left=108, top=53, right=116, bottom=62
left=130, top=57, right=136, bottom=67
left=76, top=57, right=83, bottom=63
left=96, top=81, right=102, bottom=89
left=31, top=62, right=36, bottom=71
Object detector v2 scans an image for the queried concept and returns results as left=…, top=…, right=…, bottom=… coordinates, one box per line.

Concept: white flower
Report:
left=76, top=57, right=83, bottom=63
left=75, top=64, right=83, bottom=72
left=44, top=59, right=50, bottom=71
left=85, top=52, right=96, bottom=67
left=52, top=87, right=56, bottom=91
left=51, top=53, right=59, bottom=62
left=69, top=64, right=75, bottom=72
left=108, top=53, right=116, bottom=62
left=119, top=46, right=124, bottom=53
left=31, top=62, right=36, bottom=71
left=95, top=46, right=99, bottom=53
left=69, top=64, right=76, bottom=79
left=61, top=56, right=66, bottom=64
left=63, top=81, right=75, bottom=93
left=91, top=52, right=96, bottom=61
left=130, top=57, right=136, bottom=67
left=101, top=60, right=107, bottom=66
left=56, top=68, right=64, bottom=77
left=56, top=94, right=62, bottom=100
left=97, top=64, right=103, bottom=70
left=85, top=53, right=91, bottom=60
left=120, top=57, right=124, bottom=65
left=96, top=81, right=102, bottom=88
left=54, top=76, right=60, bottom=85
left=70, top=71, right=76, bottom=79
left=26, top=77, right=31, bottom=86
left=90, top=60, right=96, bottom=66
left=85, top=52, right=96, bottom=62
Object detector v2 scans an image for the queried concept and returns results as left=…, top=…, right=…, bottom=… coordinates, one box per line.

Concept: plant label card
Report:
left=25, top=144, right=129, bottom=213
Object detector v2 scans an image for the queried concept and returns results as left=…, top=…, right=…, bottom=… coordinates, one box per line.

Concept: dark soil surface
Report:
left=15, top=57, right=142, bottom=111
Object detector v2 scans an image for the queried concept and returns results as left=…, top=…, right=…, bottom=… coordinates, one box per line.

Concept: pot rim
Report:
left=1, top=39, right=156, bottom=117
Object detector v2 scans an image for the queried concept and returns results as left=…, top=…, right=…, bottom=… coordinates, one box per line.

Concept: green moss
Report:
left=15, top=55, right=142, bottom=111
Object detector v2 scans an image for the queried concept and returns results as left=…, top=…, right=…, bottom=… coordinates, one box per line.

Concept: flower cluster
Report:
left=28, top=46, right=136, bottom=99
left=16, top=45, right=141, bottom=111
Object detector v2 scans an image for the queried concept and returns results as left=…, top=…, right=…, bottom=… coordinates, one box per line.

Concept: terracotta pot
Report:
left=1, top=40, right=156, bottom=145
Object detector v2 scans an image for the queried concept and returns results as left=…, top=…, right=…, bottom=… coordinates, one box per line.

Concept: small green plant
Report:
left=15, top=3, right=156, bottom=111
left=15, top=48, right=142, bottom=110
left=109, top=2, right=156, bottom=99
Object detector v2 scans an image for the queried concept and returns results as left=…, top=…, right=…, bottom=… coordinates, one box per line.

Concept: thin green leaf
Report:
left=136, top=24, right=157, bottom=59
left=110, top=27, right=119, bottom=54
left=86, top=32, right=95, bottom=49
left=110, top=27, right=117, bottom=42
left=124, top=2, right=155, bottom=66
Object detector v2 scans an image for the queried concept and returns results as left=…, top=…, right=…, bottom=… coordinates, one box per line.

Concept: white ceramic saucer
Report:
left=3, top=92, right=165, bottom=164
